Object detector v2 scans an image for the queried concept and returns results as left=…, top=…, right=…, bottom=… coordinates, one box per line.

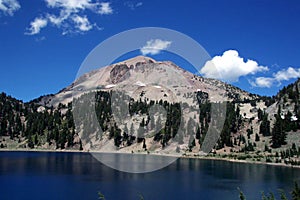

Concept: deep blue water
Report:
left=0, top=151, right=299, bottom=200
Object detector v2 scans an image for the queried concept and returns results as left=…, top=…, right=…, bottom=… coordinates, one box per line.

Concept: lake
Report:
left=0, top=151, right=299, bottom=200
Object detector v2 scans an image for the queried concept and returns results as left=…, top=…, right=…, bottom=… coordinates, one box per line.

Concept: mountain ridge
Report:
left=36, top=55, right=258, bottom=107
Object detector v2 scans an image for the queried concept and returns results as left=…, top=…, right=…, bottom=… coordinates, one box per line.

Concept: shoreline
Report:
left=183, top=154, right=300, bottom=169
left=1, top=148, right=300, bottom=169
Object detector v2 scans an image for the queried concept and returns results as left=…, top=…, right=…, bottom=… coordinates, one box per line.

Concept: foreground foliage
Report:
left=97, top=182, right=300, bottom=200
left=239, top=182, right=300, bottom=200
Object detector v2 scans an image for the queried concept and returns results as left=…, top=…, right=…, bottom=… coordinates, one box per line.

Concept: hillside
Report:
left=0, top=56, right=299, bottom=166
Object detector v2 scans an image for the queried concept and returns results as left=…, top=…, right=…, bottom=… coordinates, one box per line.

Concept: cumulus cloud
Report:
left=140, top=39, right=172, bottom=55
left=0, top=0, right=20, bottom=16
left=25, top=17, right=48, bottom=35
left=250, top=67, right=300, bottom=88
left=26, top=0, right=113, bottom=35
left=200, top=50, right=268, bottom=82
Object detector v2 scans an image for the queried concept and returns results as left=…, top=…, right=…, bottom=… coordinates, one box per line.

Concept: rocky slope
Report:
left=39, top=56, right=257, bottom=107
left=33, top=56, right=257, bottom=153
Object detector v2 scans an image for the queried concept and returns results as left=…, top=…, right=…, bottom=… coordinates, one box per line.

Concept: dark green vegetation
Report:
left=239, top=182, right=300, bottom=200
left=97, top=182, right=300, bottom=200
left=0, top=92, right=77, bottom=149
left=73, top=91, right=183, bottom=149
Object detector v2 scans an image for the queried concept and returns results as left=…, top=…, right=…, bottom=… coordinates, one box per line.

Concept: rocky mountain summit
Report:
left=40, top=56, right=256, bottom=107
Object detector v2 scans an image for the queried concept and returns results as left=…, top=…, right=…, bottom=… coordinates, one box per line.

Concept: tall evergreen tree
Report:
left=271, top=106, right=287, bottom=148
left=260, top=112, right=270, bottom=136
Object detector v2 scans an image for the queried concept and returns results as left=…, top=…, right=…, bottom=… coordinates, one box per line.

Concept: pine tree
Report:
left=255, top=133, right=260, bottom=142
left=260, top=112, right=270, bottom=136
left=188, top=135, right=195, bottom=152
left=79, top=140, right=83, bottom=151
left=238, top=188, right=246, bottom=200
left=113, top=125, right=122, bottom=147
left=272, top=106, right=287, bottom=148
left=258, top=108, right=263, bottom=121
left=142, top=139, right=147, bottom=150
left=97, top=191, right=106, bottom=200
left=292, top=182, right=300, bottom=200
left=261, top=192, right=275, bottom=200
left=279, top=190, right=288, bottom=200
left=140, top=118, right=145, bottom=127
left=196, top=125, right=200, bottom=140
left=34, top=134, right=38, bottom=145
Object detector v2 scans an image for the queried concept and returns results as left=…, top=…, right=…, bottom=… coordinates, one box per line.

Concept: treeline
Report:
left=0, top=92, right=25, bottom=139
left=1, top=78, right=300, bottom=154
left=271, top=78, right=300, bottom=149
left=0, top=92, right=78, bottom=149
left=24, top=103, right=76, bottom=149
left=277, top=78, right=300, bottom=101
left=72, top=91, right=182, bottom=149
left=217, top=102, right=242, bottom=149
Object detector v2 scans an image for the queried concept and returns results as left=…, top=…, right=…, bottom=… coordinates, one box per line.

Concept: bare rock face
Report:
left=37, top=55, right=257, bottom=107
left=110, top=64, right=130, bottom=84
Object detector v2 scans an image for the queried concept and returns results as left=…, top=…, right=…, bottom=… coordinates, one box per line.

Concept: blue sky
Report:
left=0, top=0, right=300, bottom=102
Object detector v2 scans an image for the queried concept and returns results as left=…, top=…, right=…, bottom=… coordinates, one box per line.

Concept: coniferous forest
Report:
left=0, top=79, right=300, bottom=166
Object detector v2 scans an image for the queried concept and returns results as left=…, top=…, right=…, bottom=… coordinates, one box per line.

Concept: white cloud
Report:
left=25, top=17, right=48, bottom=35
left=200, top=50, right=268, bottom=82
left=0, top=0, right=20, bottom=16
left=72, top=15, right=92, bottom=32
left=249, top=77, right=274, bottom=88
left=98, top=2, right=113, bottom=14
left=251, top=67, right=300, bottom=88
left=140, top=39, right=172, bottom=55
left=45, top=0, right=113, bottom=14
left=47, top=0, right=87, bottom=9
left=201, top=50, right=300, bottom=88
left=47, top=12, right=69, bottom=26
left=274, top=67, right=300, bottom=82
left=26, top=0, right=112, bottom=35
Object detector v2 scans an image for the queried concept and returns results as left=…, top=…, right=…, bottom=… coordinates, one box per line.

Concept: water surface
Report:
left=0, top=151, right=299, bottom=200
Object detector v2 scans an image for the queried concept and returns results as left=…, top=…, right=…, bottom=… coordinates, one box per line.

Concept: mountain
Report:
left=0, top=56, right=299, bottom=165
left=37, top=56, right=257, bottom=107
left=34, top=55, right=257, bottom=153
